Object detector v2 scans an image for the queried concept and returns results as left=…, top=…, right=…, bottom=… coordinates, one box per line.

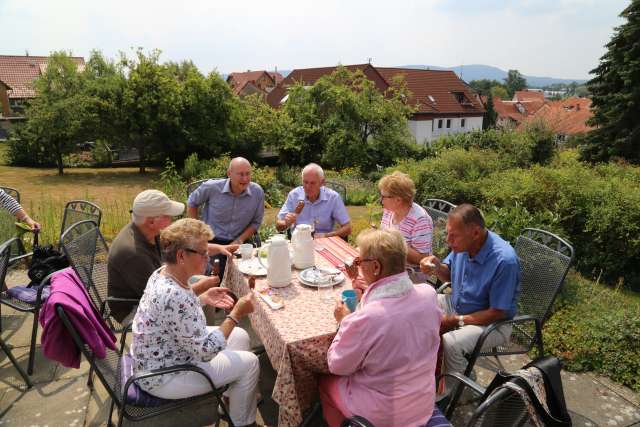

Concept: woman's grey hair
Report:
left=356, top=228, right=407, bottom=277
left=302, top=163, right=325, bottom=180
left=160, top=218, right=214, bottom=264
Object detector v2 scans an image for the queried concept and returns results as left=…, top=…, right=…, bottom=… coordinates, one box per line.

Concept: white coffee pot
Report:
left=258, top=236, right=291, bottom=288
left=291, top=224, right=315, bottom=269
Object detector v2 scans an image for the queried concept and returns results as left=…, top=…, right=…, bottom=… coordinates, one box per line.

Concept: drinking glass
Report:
left=316, top=276, right=334, bottom=304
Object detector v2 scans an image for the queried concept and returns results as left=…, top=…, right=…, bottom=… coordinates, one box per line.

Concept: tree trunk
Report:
left=137, top=140, right=146, bottom=174
left=56, top=142, right=64, bottom=175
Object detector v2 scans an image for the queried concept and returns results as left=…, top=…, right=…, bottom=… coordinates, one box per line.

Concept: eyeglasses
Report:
left=184, top=248, right=209, bottom=260
left=378, top=194, right=393, bottom=204
left=351, top=256, right=377, bottom=267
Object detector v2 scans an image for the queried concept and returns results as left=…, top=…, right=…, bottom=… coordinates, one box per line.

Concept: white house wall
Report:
left=408, top=116, right=483, bottom=145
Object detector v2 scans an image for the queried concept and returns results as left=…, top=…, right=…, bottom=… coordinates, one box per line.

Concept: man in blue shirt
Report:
left=420, top=203, right=520, bottom=397
left=187, top=157, right=264, bottom=276
left=276, top=163, right=351, bottom=239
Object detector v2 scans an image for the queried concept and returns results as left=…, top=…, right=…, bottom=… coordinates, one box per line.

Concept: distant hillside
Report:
left=400, top=64, right=586, bottom=87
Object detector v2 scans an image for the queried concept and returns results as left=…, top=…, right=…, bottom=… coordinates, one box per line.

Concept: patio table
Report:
left=222, top=236, right=359, bottom=427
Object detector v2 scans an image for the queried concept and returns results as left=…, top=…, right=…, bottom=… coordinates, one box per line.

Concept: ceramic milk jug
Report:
left=291, top=224, right=315, bottom=269
left=258, top=236, right=291, bottom=288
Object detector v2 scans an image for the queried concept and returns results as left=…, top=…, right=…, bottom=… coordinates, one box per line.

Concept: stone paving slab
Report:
left=0, top=375, right=91, bottom=426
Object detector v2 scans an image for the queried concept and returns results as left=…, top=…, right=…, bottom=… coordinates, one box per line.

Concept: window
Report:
left=438, top=119, right=443, bottom=129
left=446, top=119, right=451, bottom=128
left=461, top=118, right=466, bottom=128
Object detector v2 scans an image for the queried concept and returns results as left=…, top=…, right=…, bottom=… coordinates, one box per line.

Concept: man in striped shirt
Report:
left=0, top=188, right=40, bottom=231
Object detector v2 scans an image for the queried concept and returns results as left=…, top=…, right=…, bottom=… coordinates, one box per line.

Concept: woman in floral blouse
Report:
left=131, top=218, right=260, bottom=427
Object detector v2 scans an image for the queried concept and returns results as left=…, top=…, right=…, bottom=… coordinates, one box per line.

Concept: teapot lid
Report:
left=296, top=224, right=312, bottom=231
left=270, top=236, right=287, bottom=246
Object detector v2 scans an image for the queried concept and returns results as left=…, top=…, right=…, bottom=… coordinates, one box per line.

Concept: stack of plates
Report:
left=298, top=267, right=345, bottom=287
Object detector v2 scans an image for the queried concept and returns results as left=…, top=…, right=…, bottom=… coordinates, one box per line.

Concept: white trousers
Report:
left=438, top=294, right=512, bottom=395
left=149, top=327, right=259, bottom=426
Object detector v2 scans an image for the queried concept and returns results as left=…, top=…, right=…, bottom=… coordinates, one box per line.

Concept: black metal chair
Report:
left=187, top=178, right=262, bottom=247
left=341, top=415, right=375, bottom=427
left=444, top=228, right=574, bottom=417
left=0, top=237, right=54, bottom=375
left=325, top=180, right=347, bottom=202
left=59, top=200, right=102, bottom=245
left=55, top=303, right=232, bottom=427
left=0, top=186, right=39, bottom=267
left=0, top=239, right=33, bottom=387
left=420, top=199, right=456, bottom=286
left=60, top=220, right=136, bottom=335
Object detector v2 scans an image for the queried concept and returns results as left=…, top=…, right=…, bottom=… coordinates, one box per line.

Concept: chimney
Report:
left=576, top=103, right=580, bottom=111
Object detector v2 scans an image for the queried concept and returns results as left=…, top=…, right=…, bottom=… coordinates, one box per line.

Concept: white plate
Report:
left=238, top=258, right=267, bottom=276
left=298, top=267, right=345, bottom=287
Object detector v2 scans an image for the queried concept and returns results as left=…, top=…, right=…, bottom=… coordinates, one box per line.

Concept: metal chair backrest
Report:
left=341, top=415, right=375, bottom=427
left=423, top=199, right=456, bottom=258
left=56, top=303, right=123, bottom=403
left=60, top=200, right=102, bottom=243
left=515, top=228, right=574, bottom=325
left=325, top=181, right=347, bottom=202
left=60, top=220, right=115, bottom=329
left=0, top=186, right=20, bottom=203
left=467, top=386, right=532, bottom=426
left=0, top=238, right=13, bottom=287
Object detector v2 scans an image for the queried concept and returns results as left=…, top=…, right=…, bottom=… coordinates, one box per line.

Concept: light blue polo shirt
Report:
left=443, top=230, right=520, bottom=319
left=278, top=186, right=350, bottom=234
left=187, top=178, right=264, bottom=241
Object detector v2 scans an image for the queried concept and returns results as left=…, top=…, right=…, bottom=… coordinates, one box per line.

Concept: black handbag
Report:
left=28, top=244, right=69, bottom=285
left=482, top=356, right=572, bottom=427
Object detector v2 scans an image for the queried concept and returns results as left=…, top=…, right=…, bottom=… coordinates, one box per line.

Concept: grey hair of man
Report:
left=131, top=212, right=146, bottom=226
left=449, top=203, right=486, bottom=229
left=227, top=156, right=251, bottom=172
left=301, top=163, right=325, bottom=180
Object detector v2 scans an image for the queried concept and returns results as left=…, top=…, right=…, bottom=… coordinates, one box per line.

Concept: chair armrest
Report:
left=34, top=271, right=58, bottom=304
left=438, top=371, right=486, bottom=396
left=466, top=315, right=542, bottom=373
left=437, top=282, right=451, bottom=293
left=123, top=363, right=227, bottom=397
left=106, top=297, right=140, bottom=303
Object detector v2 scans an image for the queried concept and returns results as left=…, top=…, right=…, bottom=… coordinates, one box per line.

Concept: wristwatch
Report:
left=458, top=315, right=465, bottom=328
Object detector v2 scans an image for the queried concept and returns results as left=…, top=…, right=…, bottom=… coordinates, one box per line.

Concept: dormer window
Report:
left=453, top=91, right=473, bottom=106
left=428, top=95, right=435, bottom=103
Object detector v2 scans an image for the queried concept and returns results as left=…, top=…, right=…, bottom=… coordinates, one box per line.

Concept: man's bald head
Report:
left=227, top=157, right=252, bottom=195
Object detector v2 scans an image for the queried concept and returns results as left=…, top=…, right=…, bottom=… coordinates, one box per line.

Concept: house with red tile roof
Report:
left=227, top=70, right=284, bottom=97
left=0, top=54, right=85, bottom=117
left=266, top=64, right=485, bottom=145
left=523, top=97, right=593, bottom=139
left=492, top=90, right=547, bottom=128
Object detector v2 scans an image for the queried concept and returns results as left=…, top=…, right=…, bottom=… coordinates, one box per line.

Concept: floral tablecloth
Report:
left=223, top=236, right=359, bottom=427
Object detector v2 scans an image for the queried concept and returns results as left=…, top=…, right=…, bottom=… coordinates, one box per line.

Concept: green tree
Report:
left=176, top=68, right=238, bottom=164
left=483, top=93, right=497, bottom=129
left=504, top=69, right=527, bottom=97
left=282, top=67, right=416, bottom=171
left=82, top=50, right=127, bottom=151
left=580, top=0, right=640, bottom=164
left=490, top=85, right=509, bottom=100
left=469, top=79, right=506, bottom=97
left=234, top=94, right=293, bottom=162
left=119, top=49, right=182, bottom=173
left=9, top=51, right=90, bottom=174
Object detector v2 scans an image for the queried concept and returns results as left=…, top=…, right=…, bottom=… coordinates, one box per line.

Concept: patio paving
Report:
left=1, top=269, right=639, bottom=426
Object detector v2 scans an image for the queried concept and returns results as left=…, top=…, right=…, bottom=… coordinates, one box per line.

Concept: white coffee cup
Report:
left=240, top=244, right=253, bottom=261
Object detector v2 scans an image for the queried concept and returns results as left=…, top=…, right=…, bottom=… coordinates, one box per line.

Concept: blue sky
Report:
left=0, top=0, right=629, bottom=79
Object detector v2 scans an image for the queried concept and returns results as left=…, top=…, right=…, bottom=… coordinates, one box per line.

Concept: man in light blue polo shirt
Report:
left=187, top=157, right=264, bottom=276
left=420, top=203, right=520, bottom=397
left=276, top=163, right=351, bottom=239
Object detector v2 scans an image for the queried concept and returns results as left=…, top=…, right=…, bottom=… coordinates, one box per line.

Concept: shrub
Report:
left=544, top=273, right=640, bottom=392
